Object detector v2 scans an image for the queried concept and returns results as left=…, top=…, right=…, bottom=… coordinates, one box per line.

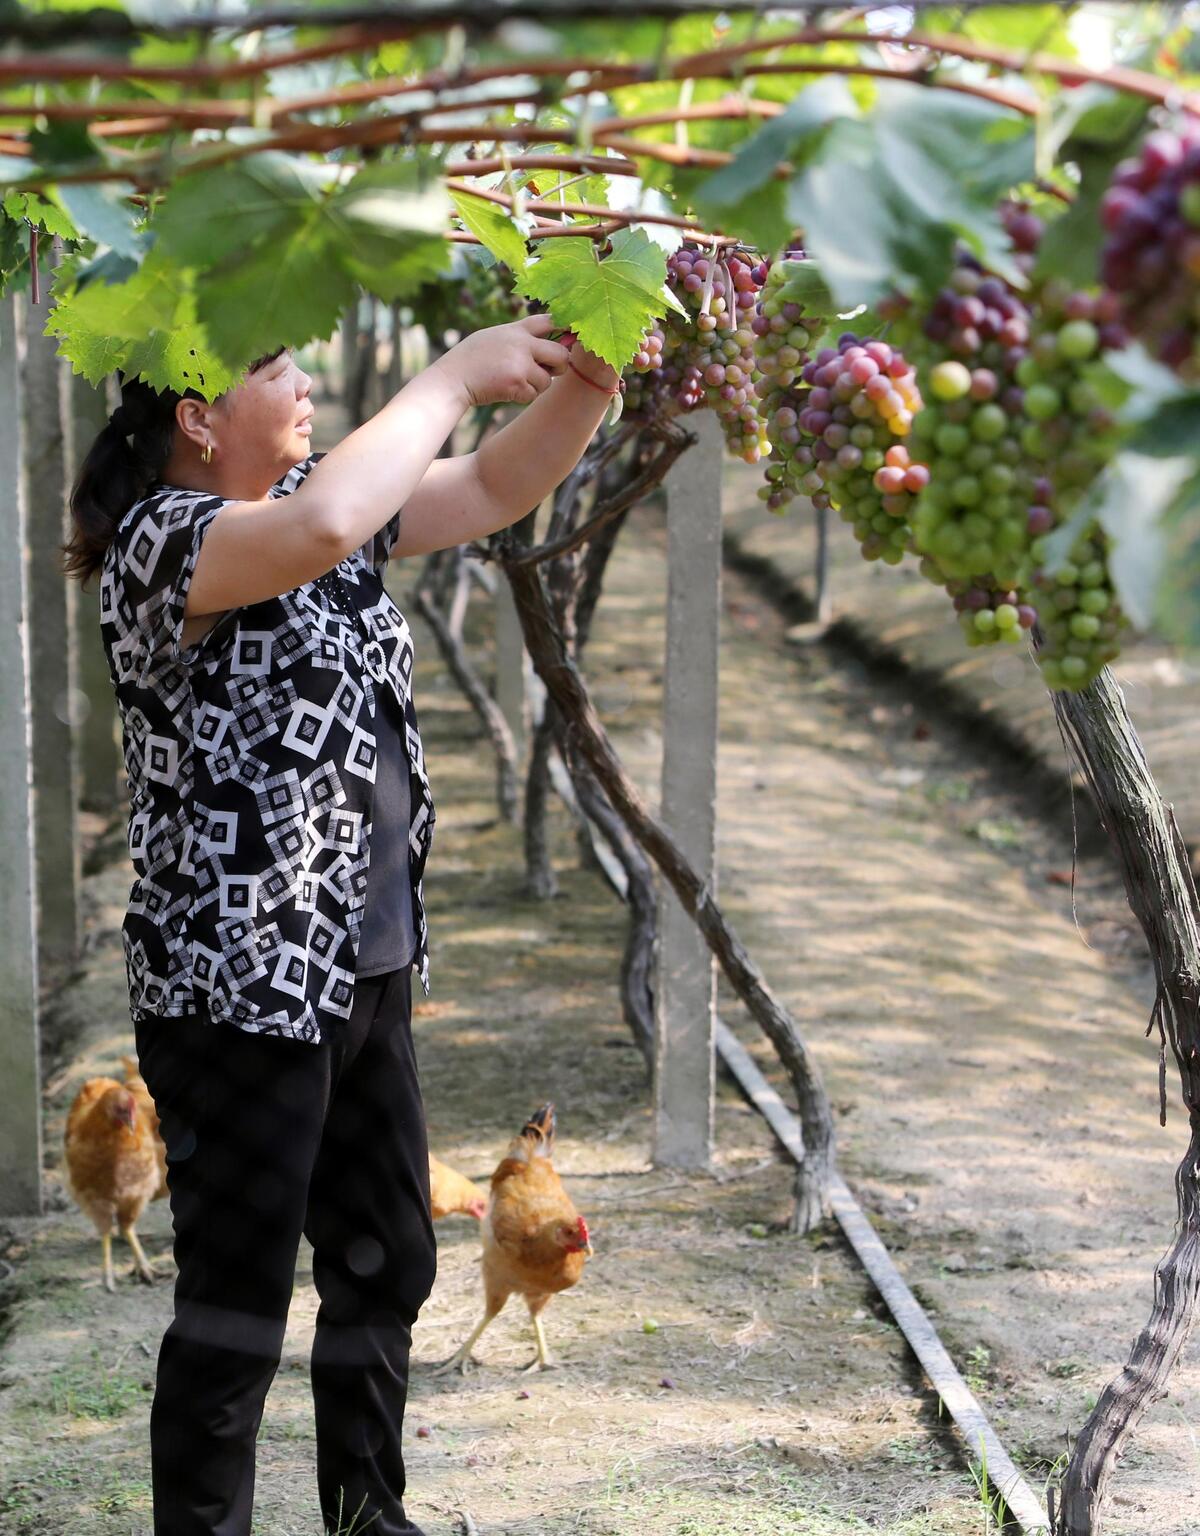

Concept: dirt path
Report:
left=1, top=499, right=1192, bottom=1535
left=592, top=509, right=1197, bottom=1536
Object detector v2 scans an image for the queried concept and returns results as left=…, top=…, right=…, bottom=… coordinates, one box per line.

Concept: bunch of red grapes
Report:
left=1100, top=124, right=1200, bottom=377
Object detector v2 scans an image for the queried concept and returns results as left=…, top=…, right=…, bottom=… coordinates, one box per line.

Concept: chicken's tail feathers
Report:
left=518, top=1103, right=556, bottom=1156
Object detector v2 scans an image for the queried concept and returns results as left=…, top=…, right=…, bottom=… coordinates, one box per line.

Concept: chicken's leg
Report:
left=101, top=1231, right=116, bottom=1294
left=433, top=1310, right=498, bottom=1376
left=122, top=1224, right=157, bottom=1284
left=522, top=1314, right=556, bottom=1376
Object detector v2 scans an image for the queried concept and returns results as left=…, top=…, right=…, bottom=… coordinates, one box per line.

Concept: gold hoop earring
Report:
left=202, top=442, right=213, bottom=465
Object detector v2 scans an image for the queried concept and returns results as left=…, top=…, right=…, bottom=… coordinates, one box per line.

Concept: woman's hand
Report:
left=437, top=313, right=575, bottom=408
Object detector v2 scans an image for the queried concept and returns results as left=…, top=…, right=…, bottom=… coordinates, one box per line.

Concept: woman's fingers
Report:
left=520, top=311, right=560, bottom=337
left=530, top=337, right=573, bottom=374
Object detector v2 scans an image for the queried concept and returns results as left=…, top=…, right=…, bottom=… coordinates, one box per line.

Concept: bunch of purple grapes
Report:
left=751, top=253, right=823, bottom=514
left=786, top=334, right=927, bottom=565
left=1100, top=124, right=1200, bottom=376
left=626, top=242, right=770, bottom=462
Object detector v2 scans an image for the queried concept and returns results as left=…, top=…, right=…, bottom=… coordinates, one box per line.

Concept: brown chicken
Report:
left=436, top=1103, right=592, bottom=1375
left=121, top=1055, right=169, bottom=1201
left=63, top=1077, right=162, bottom=1292
left=428, top=1153, right=487, bottom=1221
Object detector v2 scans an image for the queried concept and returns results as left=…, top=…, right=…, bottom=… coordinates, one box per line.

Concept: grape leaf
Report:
left=50, top=249, right=182, bottom=345
left=195, top=207, right=353, bottom=364
left=3, top=189, right=77, bottom=239
left=449, top=189, right=529, bottom=275
left=515, top=226, right=669, bottom=367
left=122, top=328, right=240, bottom=401
left=696, top=78, right=857, bottom=205
left=775, top=258, right=836, bottom=316
left=787, top=85, right=1034, bottom=308
left=1084, top=453, right=1194, bottom=629
left=153, top=152, right=331, bottom=267
left=1155, top=472, right=1200, bottom=649
left=330, top=159, right=451, bottom=301
left=47, top=251, right=237, bottom=399
left=56, top=182, right=141, bottom=257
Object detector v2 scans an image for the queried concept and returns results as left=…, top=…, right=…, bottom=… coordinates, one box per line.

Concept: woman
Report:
left=66, top=313, right=623, bottom=1536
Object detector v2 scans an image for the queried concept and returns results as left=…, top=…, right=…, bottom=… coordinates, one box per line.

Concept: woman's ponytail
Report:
left=64, top=374, right=187, bottom=584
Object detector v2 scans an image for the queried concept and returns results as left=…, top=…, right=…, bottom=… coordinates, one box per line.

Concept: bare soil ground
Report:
left=0, top=500, right=1193, bottom=1536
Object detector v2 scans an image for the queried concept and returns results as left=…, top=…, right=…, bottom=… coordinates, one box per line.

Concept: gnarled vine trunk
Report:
left=1052, top=667, right=1200, bottom=1536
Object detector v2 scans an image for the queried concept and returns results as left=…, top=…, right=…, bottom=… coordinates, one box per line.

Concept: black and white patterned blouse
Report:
left=100, top=452, right=435, bottom=1044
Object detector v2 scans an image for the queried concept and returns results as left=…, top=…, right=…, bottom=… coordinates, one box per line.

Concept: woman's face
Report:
left=213, top=350, right=315, bottom=484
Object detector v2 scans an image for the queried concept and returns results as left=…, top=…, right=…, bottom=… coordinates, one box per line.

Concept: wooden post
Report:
left=0, top=294, right=43, bottom=1215
left=24, top=268, right=81, bottom=977
left=69, top=369, right=120, bottom=811
left=652, top=410, right=723, bottom=1169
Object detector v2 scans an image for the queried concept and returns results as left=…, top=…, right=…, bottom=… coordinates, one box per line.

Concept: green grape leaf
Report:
left=1044, top=83, right=1151, bottom=160
left=47, top=250, right=237, bottom=399
left=122, top=328, right=241, bottom=401
left=56, top=182, right=141, bottom=256
left=195, top=209, right=353, bottom=366
left=696, top=78, right=857, bottom=204
left=775, top=258, right=836, bottom=316
left=333, top=157, right=449, bottom=236
left=787, top=84, right=1033, bottom=308
left=27, top=119, right=99, bottom=169
left=0, top=212, right=24, bottom=285
left=1078, top=452, right=1194, bottom=629
left=330, top=159, right=451, bottom=301
left=51, top=248, right=181, bottom=345
left=1155, top=471, right=1200, bottom=649
left=341, top=230, right=449, bottom=303
left=1035, top=152, right=1108, bottom=288
left=3, top=189, right=77, bottom=239
left=153, top=152, right=331, bottom=267
left=449, top=189, right=529, bottom=275
left=514, top=225, right=669, bottom=367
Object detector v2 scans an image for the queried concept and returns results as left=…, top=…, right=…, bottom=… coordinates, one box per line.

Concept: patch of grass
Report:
left=964, top=1344, right=993, bottom=1395
left=96, top=1476, right=153, bottom=1513
left=967, top=818, right=1024, bottom=850
left=924, top=777, right=973, bottom=805
left=45, top=1345, right=146, bottom=1422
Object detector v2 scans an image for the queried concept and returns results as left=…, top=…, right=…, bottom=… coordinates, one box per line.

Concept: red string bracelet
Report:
left=566, top=357, right=621, bottom=396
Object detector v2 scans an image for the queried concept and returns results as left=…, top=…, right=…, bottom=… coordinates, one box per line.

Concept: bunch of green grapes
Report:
left=899, top=206, right=1128, bottom=688
left=904, top=252, right=1037, bottom=604
left=626, top=241, right=769, bottom=463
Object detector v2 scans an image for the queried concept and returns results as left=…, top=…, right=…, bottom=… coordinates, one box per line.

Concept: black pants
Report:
left=134, top=967, right=437, bottom=1536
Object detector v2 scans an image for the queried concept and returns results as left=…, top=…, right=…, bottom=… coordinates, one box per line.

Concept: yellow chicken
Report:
left=63, top=1077, right=162, bottom=1292
left=429, top=1153, right=487, bottom=1221
left=436, top=1104, right=592, bottom=1375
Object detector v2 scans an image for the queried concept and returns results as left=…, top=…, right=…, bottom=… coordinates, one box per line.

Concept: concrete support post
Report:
left=24, top=277, right=81, bottom=977
left=0, top=294, right=43, bottom=1215
left=69, top=369, right=120, bottom=811
left=495, top=577, right=527, bottom=771
left=652, top=409, right=723, bottom=1169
